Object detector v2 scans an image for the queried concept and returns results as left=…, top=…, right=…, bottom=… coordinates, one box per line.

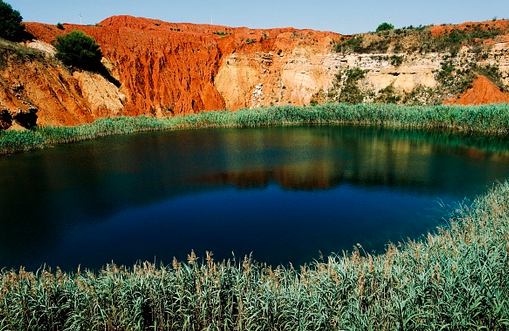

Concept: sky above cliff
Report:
left=8, top=0, right=509, bottom=34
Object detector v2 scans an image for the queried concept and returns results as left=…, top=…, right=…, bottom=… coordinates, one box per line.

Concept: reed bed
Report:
left=1, top=181, right=509, bottom=330
left=1, top=103, right=509, bottom=155
left=1, top=103, right=509, bottom=329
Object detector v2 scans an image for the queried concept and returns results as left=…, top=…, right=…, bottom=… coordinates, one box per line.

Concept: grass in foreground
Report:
left=1, top=103, right=509, bottom=330
left=1, top=103, right=509, bottom=155
left=1, top=181, right=509, bottom=330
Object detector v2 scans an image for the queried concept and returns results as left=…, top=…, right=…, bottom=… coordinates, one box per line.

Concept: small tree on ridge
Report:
left=376, top=22, right=394, bottom=32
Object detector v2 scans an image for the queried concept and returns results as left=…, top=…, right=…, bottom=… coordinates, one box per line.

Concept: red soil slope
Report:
left=430, top=19, right=509, bottom=37
left=0, top=40, right=125, bottom=127
left=24, top=16, right=341, bottom=122
left=25, top=16, right=227, bottom=118
left=447, top=75, right=509, bottom=105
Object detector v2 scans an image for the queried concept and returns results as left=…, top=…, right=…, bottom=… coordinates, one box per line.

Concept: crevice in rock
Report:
left=0, top=110, right=13, bottom=131
left=13, top=108, right=38, bottom=129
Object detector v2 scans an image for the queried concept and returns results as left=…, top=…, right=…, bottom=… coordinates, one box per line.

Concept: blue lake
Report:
left=1, top=125, right=509, bottom=270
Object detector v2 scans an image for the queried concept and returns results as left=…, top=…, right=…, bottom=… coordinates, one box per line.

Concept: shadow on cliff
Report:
left=94, top=64, right=121, bottom=88
left=0, top=108, right=38, bottom=131
left=73, top=60, right=121, bottom=88
left=17, top=30, right=36, bottom=43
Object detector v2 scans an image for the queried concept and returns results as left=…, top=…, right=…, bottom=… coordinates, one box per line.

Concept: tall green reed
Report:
left=1, top=181, right=509, bottom=330
left=1, top=103, right=509, bottom=328
left=1, top=103, right=509, bottom=156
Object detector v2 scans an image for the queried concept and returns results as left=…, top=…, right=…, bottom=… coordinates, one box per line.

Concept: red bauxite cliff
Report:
left=21, top=16, right=341, bottom=126
left=25, top=16, right=230, bottom=119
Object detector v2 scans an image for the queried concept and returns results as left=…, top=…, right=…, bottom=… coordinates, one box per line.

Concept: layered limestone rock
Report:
left=215, top=31, right=341, bottom=109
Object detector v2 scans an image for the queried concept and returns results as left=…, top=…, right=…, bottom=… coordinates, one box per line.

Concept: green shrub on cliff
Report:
left=55, top=30, right=103, bottom=71
left=0, top=0, right=24, bottom=40
left=376, top=22, right=394, bottom=32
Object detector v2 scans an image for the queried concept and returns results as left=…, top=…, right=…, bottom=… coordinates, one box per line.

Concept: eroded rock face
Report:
left=3, top=16, right=507, bottom=128
left=0, top=38, right=125, bottom=127
left=25, top=17, right=229, bottom=120
left=24, top=17, right=345, bottom=121
left=215, top=29, right=343, bottom=109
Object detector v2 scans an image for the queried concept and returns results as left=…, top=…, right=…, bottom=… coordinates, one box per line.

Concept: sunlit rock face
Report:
left=1, top=17, right=507, bottom=127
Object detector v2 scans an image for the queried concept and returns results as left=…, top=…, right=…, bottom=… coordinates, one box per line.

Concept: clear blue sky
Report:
left=7, top=0, right=509, bottom=35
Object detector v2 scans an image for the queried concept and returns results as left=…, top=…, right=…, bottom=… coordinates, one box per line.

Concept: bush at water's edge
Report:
left=2, top=103, right=509, bottom=155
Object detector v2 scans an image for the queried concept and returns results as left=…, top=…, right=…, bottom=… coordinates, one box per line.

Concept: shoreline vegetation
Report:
left=1, top=182, right=508, bottom=329
left=2, top=103, right=509, bottom=156
left=1, top=103, right=509, bottom=329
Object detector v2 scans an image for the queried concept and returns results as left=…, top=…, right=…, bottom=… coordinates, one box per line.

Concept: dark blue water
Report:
left=1, top=125, right=509, bottom=271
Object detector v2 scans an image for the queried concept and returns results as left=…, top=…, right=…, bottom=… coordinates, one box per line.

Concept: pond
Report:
left=1, top=125, right=509, bottom=271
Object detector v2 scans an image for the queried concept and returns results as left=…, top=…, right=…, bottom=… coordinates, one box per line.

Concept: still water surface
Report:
left=1, top=125, right=509, bottom=270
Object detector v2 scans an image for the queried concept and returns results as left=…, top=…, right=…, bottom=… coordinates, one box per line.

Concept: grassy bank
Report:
left=1, top=103, right=509, bottom=155
left=1, top=181, right=509, bottom=330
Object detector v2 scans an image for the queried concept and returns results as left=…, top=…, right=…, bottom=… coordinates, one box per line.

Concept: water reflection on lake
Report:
left=1, top=125, right=509, bottom=270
